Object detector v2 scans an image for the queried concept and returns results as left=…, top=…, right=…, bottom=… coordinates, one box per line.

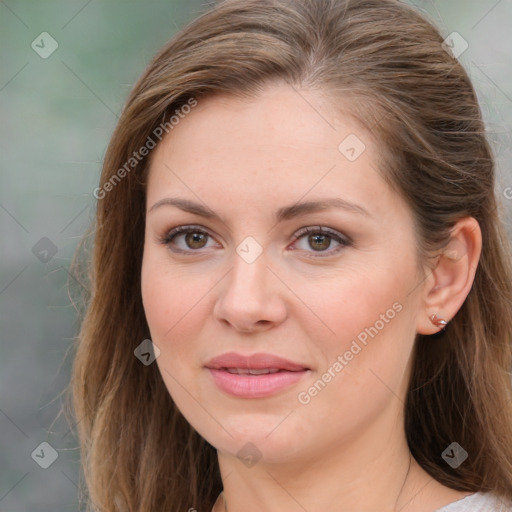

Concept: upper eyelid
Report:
left=294, top=225, right=350, bottom=240
left=162, top=224, right=345, bottom=240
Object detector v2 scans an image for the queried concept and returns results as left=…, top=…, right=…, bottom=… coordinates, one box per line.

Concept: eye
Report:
left=160, top=225, right=218, bottom=253
left=160, top=224, right=351, bottom=257
left=290, top=226, right=351, bottom=257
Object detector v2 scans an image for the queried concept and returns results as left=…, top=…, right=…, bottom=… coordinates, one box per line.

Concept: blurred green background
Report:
left=1, top=1, right=511, bottom=510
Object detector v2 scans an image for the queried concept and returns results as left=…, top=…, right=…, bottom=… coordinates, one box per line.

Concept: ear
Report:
left=416, top=217, right=482, bottom=335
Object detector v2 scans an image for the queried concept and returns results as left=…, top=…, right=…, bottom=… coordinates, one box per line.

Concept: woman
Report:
left=70, top=0, right=512, bottom=510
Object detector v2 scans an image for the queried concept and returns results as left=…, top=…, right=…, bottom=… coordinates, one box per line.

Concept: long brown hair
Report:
left=68, top=0, right=512, bottom=510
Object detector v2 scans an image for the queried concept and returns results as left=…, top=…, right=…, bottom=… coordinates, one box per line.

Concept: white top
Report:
left=212, top=492, right=511, bottom=511
left=435, top=492, right=511, bottom=511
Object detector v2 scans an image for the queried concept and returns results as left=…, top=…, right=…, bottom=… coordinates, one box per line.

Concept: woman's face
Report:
left=141, top=83, right=427, bottom=465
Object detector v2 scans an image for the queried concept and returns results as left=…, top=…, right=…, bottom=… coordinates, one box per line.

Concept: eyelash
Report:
left=159, top=224, right=352, bottom=258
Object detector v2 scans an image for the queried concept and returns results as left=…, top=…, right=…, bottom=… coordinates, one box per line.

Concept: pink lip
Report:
left=205, top=352, right=310, bottom=398
left=206, top=352, right=309, bottom=371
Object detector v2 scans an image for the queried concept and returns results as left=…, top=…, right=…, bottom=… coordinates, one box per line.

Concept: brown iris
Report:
left=186, top=232, right=208, bottom=249
left=308, top=233, right=331, bottom=251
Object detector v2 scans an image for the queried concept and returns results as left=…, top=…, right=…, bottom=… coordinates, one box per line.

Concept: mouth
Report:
left=205, top=352, right=311, bottom=398
left=205, top=351, right=310, bottom=372
left=220, top=367, right=291, bottom=375
left=206, top=368, right=310, bottom=398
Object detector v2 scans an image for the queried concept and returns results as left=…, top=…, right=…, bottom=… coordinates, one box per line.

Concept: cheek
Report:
left=141, top=254, right=195, bottom=354
left=296, top=264, right=409, bottom=346
left=292, top=278, right=415, bottom=445
left=140, top=251, right=218, bottom=370
left=302, top=261, right=417, bottom=393
left=141, top=256, right=203, bottom=404
left=141, top=263, right=173, bottom=340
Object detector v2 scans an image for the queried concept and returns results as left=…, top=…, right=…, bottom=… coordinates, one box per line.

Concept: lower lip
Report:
left=207, top=368, right=309, bottom=398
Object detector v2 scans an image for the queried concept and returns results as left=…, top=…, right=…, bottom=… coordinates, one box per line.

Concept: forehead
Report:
left=146, top=83, right=398, bottom=222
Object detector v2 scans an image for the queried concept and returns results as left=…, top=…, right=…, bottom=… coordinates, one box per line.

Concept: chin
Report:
left=194, top=412, right=308, bottom=465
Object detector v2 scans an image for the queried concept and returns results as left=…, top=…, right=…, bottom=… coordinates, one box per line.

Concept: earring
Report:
left=430, top=313, right=448, bottom=330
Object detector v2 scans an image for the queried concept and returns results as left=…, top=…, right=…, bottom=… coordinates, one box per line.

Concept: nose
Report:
left=213, top=247, right=287, bottom=333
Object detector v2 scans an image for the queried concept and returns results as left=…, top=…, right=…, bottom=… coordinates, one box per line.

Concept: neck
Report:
left=215, top=417, right=435, bottom=512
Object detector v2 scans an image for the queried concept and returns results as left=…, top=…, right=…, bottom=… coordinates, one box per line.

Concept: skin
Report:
left=141, top=82, right=482, bottom=512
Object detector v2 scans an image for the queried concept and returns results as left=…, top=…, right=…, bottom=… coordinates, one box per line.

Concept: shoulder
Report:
left=435, top=492, right=512, bottom=512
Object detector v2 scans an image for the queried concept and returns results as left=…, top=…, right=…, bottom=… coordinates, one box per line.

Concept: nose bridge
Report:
left=227, top=242, right=270, bottom=304
left=214, top=239, right=286, bottom=330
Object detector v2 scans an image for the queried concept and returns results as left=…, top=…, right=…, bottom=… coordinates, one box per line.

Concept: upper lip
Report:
left=205, top=352, right=310, bottom=372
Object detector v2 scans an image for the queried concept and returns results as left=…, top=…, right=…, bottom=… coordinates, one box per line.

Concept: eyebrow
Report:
left=148, top=196, right=372, bottom=222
